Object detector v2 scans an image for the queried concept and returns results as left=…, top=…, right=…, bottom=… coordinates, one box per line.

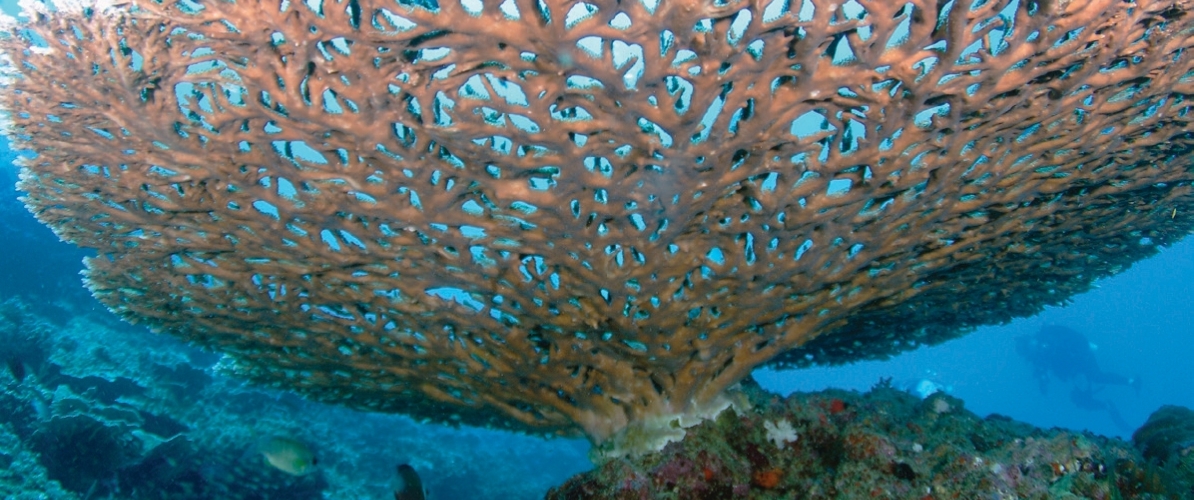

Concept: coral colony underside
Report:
left=4, top=0, right=1194, bottom=456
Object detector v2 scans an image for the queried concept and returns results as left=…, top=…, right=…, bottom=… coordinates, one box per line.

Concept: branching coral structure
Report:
left=2, top=0, right=1194, bottom=453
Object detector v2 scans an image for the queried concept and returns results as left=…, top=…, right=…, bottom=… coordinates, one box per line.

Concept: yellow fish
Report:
left=258, top=436, right=317, bottom=476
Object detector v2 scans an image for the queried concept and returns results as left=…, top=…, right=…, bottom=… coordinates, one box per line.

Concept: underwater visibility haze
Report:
left=1, top=0, right=1194, bottom=497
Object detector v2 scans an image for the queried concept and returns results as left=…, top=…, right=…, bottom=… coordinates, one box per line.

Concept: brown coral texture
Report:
left=2, top=0, right=1193, bottom=444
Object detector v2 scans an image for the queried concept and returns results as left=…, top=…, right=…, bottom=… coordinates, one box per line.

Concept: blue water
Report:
left=757, top=238, right=1194, bottom=440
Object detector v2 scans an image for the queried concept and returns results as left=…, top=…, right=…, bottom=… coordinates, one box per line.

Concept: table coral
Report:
left=2, top=0, right=1194, bottom=452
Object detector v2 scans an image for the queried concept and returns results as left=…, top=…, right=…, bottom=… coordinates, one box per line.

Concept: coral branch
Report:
left=3, top=0, right=1194, bottom=454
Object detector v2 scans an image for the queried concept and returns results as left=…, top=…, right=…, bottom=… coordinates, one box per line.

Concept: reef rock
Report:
left=550, top=384, right=1188, bottom=499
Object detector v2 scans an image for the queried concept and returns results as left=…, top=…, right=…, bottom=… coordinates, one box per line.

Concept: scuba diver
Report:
left=1015, top=324, right=1141, bottom=394
left=1016, top=324, right=1140, bottom=433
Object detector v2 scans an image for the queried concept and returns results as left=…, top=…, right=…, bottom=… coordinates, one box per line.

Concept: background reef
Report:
left=550, top=385, right=1194, bottom=499
left=0, top=296, right=592, bottom=499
